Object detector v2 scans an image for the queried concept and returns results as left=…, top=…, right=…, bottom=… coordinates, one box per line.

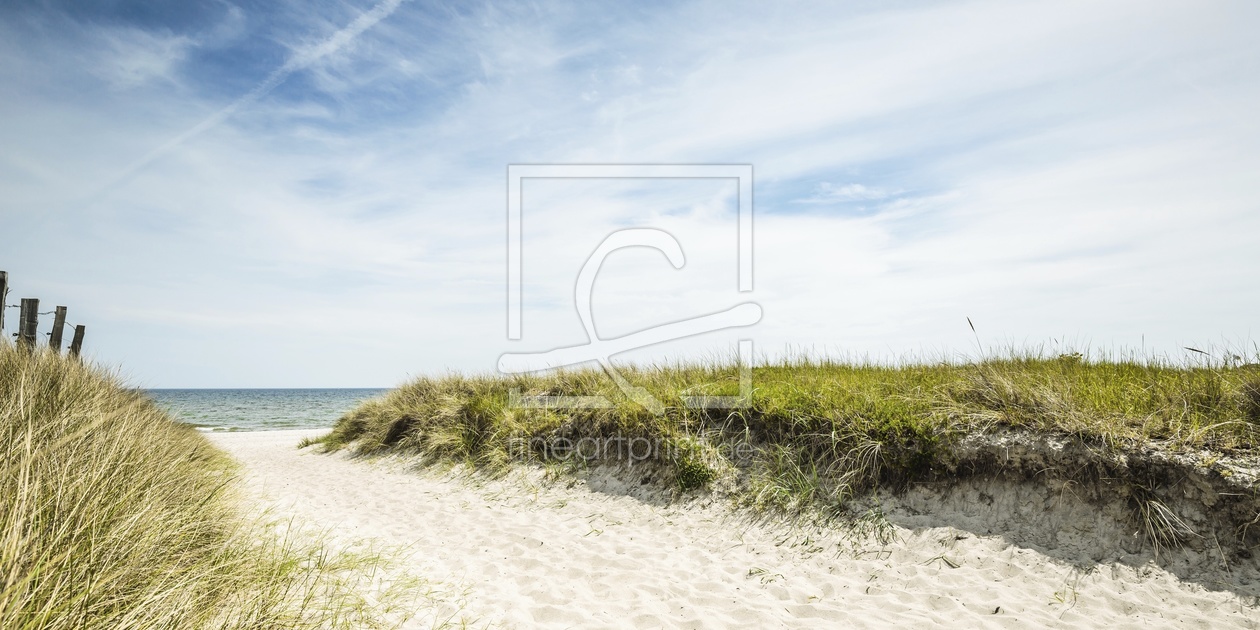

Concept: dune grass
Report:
left=315, top=348, right=1260, bottom=514
left=0, top=343, right=437, bottom=629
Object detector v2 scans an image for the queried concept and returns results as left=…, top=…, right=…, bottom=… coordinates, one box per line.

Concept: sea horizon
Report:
left=146, top=388, right=389, bottom=432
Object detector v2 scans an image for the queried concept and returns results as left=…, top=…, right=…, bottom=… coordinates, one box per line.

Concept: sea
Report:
left=145, top=388, right=390, bottom=432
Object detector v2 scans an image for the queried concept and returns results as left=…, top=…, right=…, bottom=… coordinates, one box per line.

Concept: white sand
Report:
left=208, top=429, right=1260, bottom=629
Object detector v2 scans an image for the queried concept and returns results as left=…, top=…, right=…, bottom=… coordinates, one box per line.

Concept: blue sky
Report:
left=1, top=0, right=1258, bottom=387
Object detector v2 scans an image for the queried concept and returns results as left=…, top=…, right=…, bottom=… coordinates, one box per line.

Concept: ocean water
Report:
left=146, top=388, right=389, bottom=432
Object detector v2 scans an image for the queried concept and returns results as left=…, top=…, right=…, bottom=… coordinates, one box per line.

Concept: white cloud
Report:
left=96, top=27, right=192, bottom=90
left=794, top=183, right=893, bottom=204
left=2, top=0, right=1258, bottom=385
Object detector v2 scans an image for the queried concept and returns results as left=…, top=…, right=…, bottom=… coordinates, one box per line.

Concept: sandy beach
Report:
left=208, top=429, right=1259, bottom=629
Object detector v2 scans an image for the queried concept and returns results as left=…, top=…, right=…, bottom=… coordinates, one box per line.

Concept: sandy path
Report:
left=209, top=429, right=1259, bottom=629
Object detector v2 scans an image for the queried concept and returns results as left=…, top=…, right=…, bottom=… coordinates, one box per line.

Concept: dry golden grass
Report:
left=0, top=343, right=445, bottom=629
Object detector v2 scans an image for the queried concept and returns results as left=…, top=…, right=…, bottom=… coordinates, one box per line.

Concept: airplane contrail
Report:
left=93, top=0, right=408, bottom=196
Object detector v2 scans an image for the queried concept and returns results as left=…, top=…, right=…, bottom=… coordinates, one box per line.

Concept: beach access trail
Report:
left=208, top=429, right=1257, bottom=629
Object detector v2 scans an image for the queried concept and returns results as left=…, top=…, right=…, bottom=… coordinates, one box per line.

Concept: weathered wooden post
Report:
left=69, top=325, right=85, bottom=359
left=0, top=271, right=8, bottom=334
left=18, top=298, right=39, bottom=349
left=49, top=306, right=68, bottom=353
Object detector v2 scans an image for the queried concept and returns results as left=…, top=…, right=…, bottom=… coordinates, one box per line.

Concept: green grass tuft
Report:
left=313, top=347, right=1260, bottom=528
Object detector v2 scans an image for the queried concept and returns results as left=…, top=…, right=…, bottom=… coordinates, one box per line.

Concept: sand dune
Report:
left=209, top=429, right=1259, bottom=629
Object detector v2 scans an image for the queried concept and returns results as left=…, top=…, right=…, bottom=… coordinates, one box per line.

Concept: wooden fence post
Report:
left=69, top=325, right=85, bottom=359
left=0, top=271, right=7, bottom=334
left=49, top=306, right=68, bottom=353
left=18, top=298, right=39, bottom=349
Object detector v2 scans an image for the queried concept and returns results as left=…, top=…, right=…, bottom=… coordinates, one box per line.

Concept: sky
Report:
left=1, top=0, right=1258, bottom=387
